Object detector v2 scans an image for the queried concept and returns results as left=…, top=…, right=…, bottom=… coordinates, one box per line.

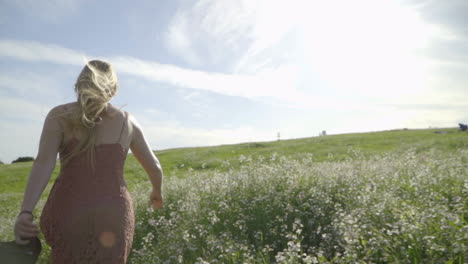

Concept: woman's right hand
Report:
left=14, top=213, right=39, bottom=245
left=149, top=189, right=163, bottom=209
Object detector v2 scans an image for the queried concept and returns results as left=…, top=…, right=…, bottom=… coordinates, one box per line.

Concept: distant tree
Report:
left=0, top=160, right=3, bottom=165
left=12, top=156, right=35, bottom=163
left=459, top=123, right=467, bottom=131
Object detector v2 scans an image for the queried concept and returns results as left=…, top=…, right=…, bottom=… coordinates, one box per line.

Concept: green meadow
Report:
left=1, top=128, right=467, bottom=263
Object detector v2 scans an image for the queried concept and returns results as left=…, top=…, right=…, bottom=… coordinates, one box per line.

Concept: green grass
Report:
left=0, top=127, right=466, bottom=263
left=154, top=128, right=467, bottom=178
left=1, top=128, right=465, bottom=186
left=129, top=148, right=467, bottom=263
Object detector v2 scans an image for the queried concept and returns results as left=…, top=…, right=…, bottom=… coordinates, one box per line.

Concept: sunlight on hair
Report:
left=60, top=59, right=120, bottom=168
left=81, top=56, right=89, bottom=66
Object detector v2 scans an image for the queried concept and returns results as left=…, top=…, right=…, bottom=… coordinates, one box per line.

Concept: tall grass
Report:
left=129, top=148, right=467, bottom=263
left=1, top=128, right=466, bottom=263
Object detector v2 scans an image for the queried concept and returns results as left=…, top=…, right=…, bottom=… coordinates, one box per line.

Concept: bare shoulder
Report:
left=127, top=112, right=143, bottom=131
left=106, top=104, right=130, bottom=121
left=46, top=102, right=77, bottom=119
left=41, top=103, right=76, bottom=131
left=49, top=102, right=77, bottom=113
left=121, top=112, right=143, bottom=146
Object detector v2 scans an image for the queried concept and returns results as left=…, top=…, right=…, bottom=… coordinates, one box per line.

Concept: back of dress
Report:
left=40, top=110, right=135, bottom=264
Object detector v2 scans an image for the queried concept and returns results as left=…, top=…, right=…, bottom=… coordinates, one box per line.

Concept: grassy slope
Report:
left=0, top=128, right=466, bottom=238
left=154, top=127, right=466, bottom=178
left=0, top=126, right=466, bottom=263
left=1, top=128, right=466, bottom=192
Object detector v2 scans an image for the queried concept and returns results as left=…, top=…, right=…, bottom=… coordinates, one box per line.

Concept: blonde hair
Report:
left=60, top=60, right=119, bottom=168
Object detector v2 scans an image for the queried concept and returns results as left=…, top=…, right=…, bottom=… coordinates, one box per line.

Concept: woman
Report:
left=13, top=60, right=163, bottom=263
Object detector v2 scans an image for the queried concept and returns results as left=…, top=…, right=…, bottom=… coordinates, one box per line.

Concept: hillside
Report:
left=152, top=127, right=466, bottom=177
left=1, top=128, right=466, bottom=193
left=1, top=127, right=467, bottom=263
left=1, top=127, right=465, bottom=219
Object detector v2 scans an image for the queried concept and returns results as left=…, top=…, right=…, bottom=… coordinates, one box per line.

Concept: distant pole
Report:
left=277, top=132, right=280, bottom=141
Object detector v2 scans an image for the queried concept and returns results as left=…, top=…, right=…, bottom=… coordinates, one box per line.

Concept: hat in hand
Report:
left=0, top=237, right=42, bottom=264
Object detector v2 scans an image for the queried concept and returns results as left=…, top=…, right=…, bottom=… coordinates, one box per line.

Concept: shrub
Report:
left=12, top=156, right=35, bottom=163
left=129, top=149, right=467, bottom=263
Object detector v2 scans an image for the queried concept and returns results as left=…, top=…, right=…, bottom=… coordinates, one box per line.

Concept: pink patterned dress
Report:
left=40, top=113, right=134, bottom=263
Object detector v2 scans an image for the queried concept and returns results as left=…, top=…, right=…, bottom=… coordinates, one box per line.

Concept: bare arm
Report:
left=21, top=107, right=62, bottom=212
left=129, top=115, right=163, bottom=208
left=15, top=106, right=63, bottom=243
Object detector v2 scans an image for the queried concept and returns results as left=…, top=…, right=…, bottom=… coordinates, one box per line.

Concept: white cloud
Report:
left=0, top=72, right=62, bottom=98
left=134, top=106, right=276, bottom=150
left=112, top=56, right=303, bottom=101
left=0, top=40, right=85, bottom=65
left=0, top=97, right=52, bottom=163
left=193, top=0, right=256, bottom=48
left=1, top=32, right=466, bottom=148
left=2, top=38, right=464, bottom=115
left=163, top=0, right=257, bottom=66
left=0, top=119, right=42, bottom=164
left=163, top=13, right=202, bottom=65
left=0, top=96, right=51, bottom=122
left=139, top=119, right=274, bottom=151
left=0, top=39, right=304, bottom=103
left=162, top=0, right=459, bottom=108
left=182, top=91, right=201, bottom=101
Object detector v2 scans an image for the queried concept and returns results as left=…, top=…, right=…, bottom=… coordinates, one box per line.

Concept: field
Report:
left=0, top=128, right=467, bottom=263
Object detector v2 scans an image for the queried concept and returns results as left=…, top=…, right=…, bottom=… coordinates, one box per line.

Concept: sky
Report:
left=0, top=0, right=467, bottom=163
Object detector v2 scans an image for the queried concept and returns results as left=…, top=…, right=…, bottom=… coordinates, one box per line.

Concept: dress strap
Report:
left=116, top=111, right=127, bottom=143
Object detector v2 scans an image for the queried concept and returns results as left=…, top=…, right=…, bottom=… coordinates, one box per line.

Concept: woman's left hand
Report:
left=14, top=213, right=40, bottom=245
left=149, top=189, right=164, bottom=210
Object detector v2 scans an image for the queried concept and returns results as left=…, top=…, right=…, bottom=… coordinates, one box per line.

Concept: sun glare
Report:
left=290, top=0, right=434, bottom=101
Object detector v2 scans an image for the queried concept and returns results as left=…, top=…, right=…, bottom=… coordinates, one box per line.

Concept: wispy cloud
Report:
left=0, top=119, right=43, bottom=163
left=163, top=0, right=301, bottom=73
left=406, top=0, right=468, bottom=37
left=0, top=40, right=85, bottom=65
left=0, top=72, right=62, bottom=99
left=163, top=13, right=202, bottom=66
left=0, top=96, right=52, bottom=163
left=112, top=56, right=302, bottom=101
left=3, top=39, right=464, bottom=115
left=0, top=39, right=304, bottom=103
left=137, top=109, right=274, bottom=150
left=163, top=0, right=257, bottom=68
left=0, top=96, right=50, bottom=122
